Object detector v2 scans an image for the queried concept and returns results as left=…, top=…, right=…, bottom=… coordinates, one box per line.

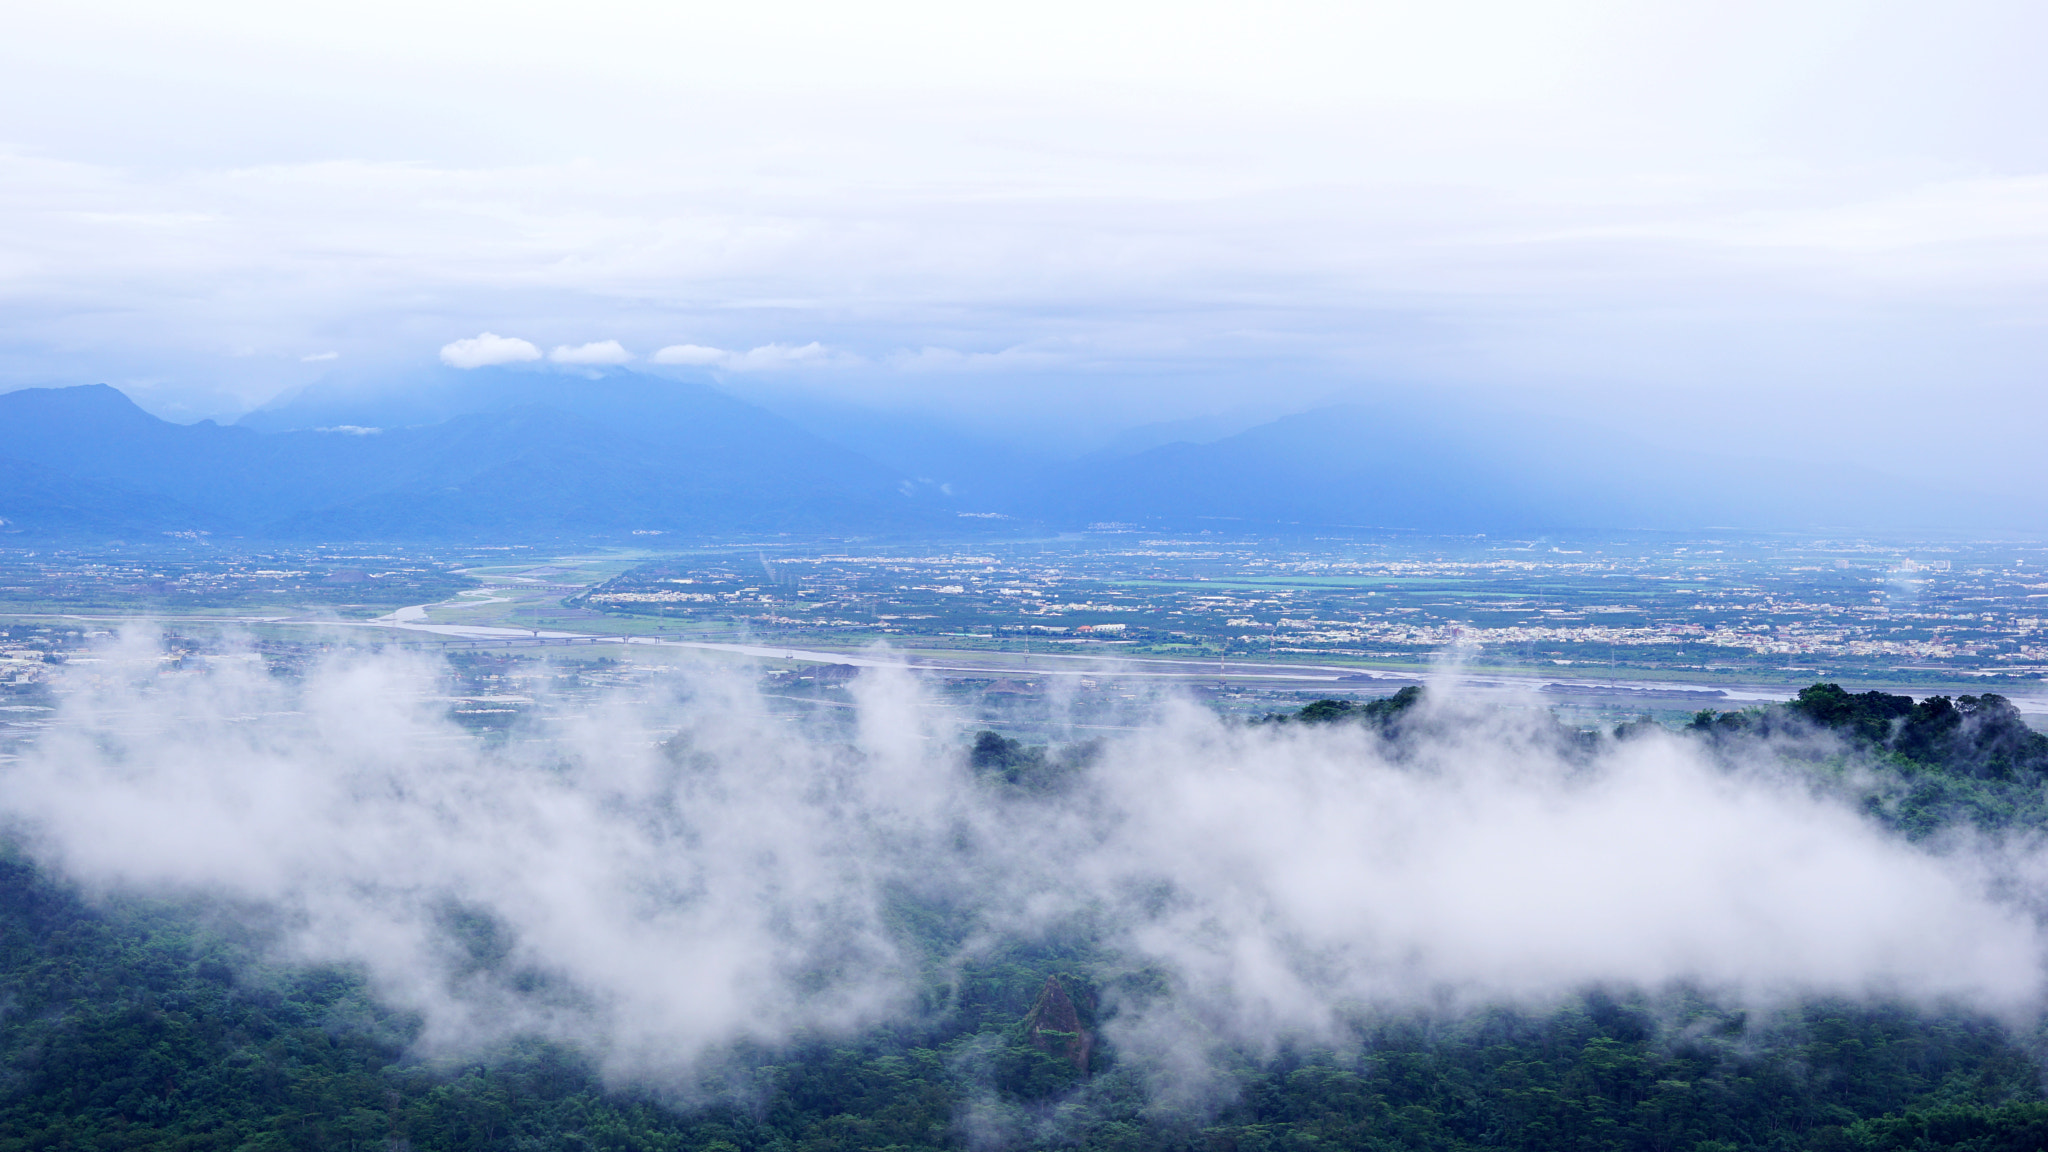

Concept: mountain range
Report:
left=0, top=375, right=933, bottom=540
left=0, top=369, right=2016, bottom=541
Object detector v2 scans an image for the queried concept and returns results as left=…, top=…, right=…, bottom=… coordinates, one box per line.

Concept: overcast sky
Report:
left=2, top=1, right=2044, bottom=475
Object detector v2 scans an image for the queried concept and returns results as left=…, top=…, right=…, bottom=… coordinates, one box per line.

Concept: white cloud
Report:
left=439, top=332, right=542, bottom=369
left=889, top=344, right=1064, bottom=372
left=650, top=343, right=728, bottom=366
left=301, top=350, right=339, bottom=362
left=651, top=341, right=839, bottom=371
left=723, top=341, right=835, bottom=371
left=550, top=339, right=633, bottom=365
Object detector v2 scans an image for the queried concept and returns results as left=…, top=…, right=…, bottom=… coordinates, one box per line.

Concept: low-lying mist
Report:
left=4, top=635, right=2043, bottom=1092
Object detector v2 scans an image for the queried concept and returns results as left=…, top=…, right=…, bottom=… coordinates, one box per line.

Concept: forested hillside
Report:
left=5, top=687, right=2048, bottom=1151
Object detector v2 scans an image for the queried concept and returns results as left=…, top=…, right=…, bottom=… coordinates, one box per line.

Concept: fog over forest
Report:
left=7, top=2, right=2048, bottom=1148
left=8, top=634, right=2044, bottom=1100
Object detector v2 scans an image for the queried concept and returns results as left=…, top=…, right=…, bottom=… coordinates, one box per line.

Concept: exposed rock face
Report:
left=1022, top=975, right=1092, bottom=1074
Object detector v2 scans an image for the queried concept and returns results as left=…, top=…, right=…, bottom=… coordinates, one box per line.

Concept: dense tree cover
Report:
left=1699, top=683, right=2048, bottom=783
left=967, top=732, right=1101, bottom=795
left=1686, top=684, right=2048, bottom=838
left=1783, top=684, right=2048, bottom=784
left=6, top=687, right=2048, bottom=1150
left=1261, top=685, right=1426, bottom=728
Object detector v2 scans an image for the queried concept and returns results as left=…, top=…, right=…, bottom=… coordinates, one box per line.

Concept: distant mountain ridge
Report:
left=1045, top=404, right=1547, bottom=532
left=0, top=374, right=2021, bottom=540
left=1044, top=402, right=2007, bottom=535
left=0, top=379, right=944, bottom=540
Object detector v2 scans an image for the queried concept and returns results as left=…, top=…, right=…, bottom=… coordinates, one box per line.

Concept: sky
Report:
left=1, top=1, right=2045, bottom=477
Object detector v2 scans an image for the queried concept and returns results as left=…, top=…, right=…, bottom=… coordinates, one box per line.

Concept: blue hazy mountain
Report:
left=1043, top=404, right=1545, bottom=532
left=0, top=378, right=2020, bottom=540
left=0, top=381, right=941, bottom=539
left=0, top=456, right=203, bottom=537
left=1040, top=403, right=2003, bottom=535
left=250, top=368, right=1989, bottom=536
left=244, top=364, right=813, bottom=447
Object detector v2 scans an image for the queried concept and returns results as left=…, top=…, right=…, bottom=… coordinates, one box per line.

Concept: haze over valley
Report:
left=4, top=3, right=2048, bottom=1150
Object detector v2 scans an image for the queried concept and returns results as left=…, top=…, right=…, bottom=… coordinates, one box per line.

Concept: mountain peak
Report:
left=0, top=383, right=159, bottom=426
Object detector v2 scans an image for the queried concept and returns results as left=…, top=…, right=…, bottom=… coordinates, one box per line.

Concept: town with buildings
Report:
left=3, top=533, right=2046, bottom=748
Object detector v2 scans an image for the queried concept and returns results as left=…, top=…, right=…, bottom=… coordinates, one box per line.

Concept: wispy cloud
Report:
left=551, top=339, right=632, bottom=365
left=887, top=344, right=1066, bottom=372
left=440, top=332, right=542, bottom=369
left=649, top=343, right=726, bottom=366
left=652, top=341, right=841, bottom=371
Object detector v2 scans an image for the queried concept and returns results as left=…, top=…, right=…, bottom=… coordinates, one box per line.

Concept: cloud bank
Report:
left=6, top=1, right=2048, bottom=479
left=2, top=637, right=2042, bottom=1087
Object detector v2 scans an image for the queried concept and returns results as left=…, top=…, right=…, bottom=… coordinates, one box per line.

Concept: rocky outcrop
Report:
left=1022, top=975, right=1092, bottom=1074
